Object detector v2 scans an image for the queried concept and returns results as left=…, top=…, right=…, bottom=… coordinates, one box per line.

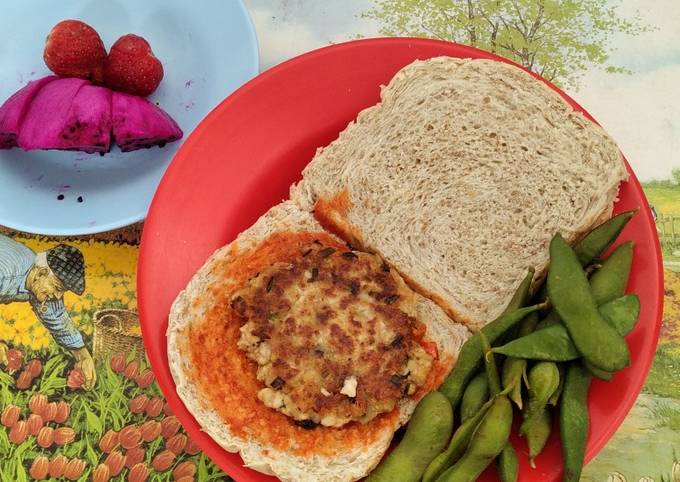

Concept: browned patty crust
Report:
left=231, top=241, right=433, bottom=428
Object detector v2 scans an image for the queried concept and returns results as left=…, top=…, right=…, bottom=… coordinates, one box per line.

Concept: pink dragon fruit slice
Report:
left=0, top=75, right=58, bottom=149
left=59, top=85, right=112, bottom=154
left=17, top=77, right=90, bottom=151
left=111, top=92, right=183, bottom=152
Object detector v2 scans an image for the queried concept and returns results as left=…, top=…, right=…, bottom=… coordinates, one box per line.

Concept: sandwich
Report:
left=168, top=201, right=469, bottom=481
left=168, top=56, right=627, bottom=481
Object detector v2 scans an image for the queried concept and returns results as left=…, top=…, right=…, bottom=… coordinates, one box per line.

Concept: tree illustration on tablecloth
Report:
left=363, top=0, right=651, bottom=88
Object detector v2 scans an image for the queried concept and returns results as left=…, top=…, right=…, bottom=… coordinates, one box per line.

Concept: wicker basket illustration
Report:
left=93, top=309, right=144, bottom=362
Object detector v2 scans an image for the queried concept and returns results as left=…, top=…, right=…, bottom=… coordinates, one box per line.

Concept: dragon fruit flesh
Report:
left=60, top=85, right=112, bottom=153
left=18, top=77, right=89, bottom=151
left=0, top=75, right=58, bottom=148
left=1, top=75, right=182, bottom=154
left=111, top=92, right=183, bottom=152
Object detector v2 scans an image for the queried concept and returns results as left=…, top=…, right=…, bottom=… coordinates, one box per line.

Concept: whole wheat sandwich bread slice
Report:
left=168, top=200, right=470, bottom=482
left=291, top=56, right=628, bottom=331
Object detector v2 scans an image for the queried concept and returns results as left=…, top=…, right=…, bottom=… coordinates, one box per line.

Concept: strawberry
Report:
left=43, top=20, right=107, bottom=83
left=104, top=34, right=163, bottom=97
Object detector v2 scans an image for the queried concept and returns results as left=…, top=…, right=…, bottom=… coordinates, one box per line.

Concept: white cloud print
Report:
left=248, top=6, right=325, bottom=71
left=246, top=0, right=376, bottom=70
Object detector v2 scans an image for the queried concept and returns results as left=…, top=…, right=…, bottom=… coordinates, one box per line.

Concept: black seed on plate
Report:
left=77, top=196, right=83, bottom=203
left=349, top=280, right=360, bottom=295
left=309, top=267, right=319, bottom=282
left=390, top=334, right=404, bottom=348
left=266, top=277, right=274, bottom=292
left=57, top=194, right=65, bottom=201
left=384, top=294, right=399, bottom=305
left=319, top=247, right=336, bottom=258
left=342, top=251, right=358, bottom=259
left=271, top=377, right=286, bottom=390
left=295, top=419, right=318, bottom=430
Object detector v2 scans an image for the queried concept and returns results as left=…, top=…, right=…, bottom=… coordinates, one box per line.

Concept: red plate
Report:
left=138, top=38, right=663, bottom=481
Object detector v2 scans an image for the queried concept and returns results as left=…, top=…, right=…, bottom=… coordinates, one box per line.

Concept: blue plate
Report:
left=0, top=0, right=258, bottom=235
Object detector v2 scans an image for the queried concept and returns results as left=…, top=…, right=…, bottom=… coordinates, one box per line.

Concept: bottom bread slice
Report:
left=168, top=200, right=470, bottom=482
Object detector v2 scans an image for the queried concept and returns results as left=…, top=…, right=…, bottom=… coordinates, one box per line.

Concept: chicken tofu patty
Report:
left=231, top=241, right=433, bottom=428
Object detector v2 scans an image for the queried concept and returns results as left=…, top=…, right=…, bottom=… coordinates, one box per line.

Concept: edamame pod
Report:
left=460, top=373, right=489, bottom=423
left=494, top=295, right=640, bottom=362
left=536, top=310, right=561, bottom=330
left=493, top=325, right=580, bottom=361
left=437, top=396, right=513, bottom=482
left=480, top=332, right=501, bottom=395
left=502, top=356, right=526, bottom=409
left=573, top=210, right=636, bottom=266
left=527, top=406, right=552, bottom=468
left=518, top=312, right=540, bottom=335
left=440, top=301, right=543, bottom=407
left=500, top=268, right=535, bottom=340
left=502, top=268, right=535, bottom=314
left=502, top=312, right=539, bottom=409
left=547, top=234, right=629, bottom=372
left=520, top=362, right=560, bottom=436
left=535, top=210, right=636, bottom=304
left=589, top=241, right=633, bottom=305
left=560, top=363, right=592, bottom=482
left=598, top=294, right=640, bottom=336
left=367, top=391, right=453, bottom=482
left=536, top=294, right=640, bottom=336
left=497, top=443, right=519, bottom=482
left=585, top=294, right=639, bottom=381
left=549, top=364, right=566, bottom=406
left=422, top=396, right=497, bottom=482
left=584, top=361, right=613, bottom=381
left=586, top=295, right=634, bottom=380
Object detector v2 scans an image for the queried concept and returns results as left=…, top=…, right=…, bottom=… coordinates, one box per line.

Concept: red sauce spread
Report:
left=186, top=231, right=415, bottom=456
left=313, top=189, right=366, bottom=247
left=413, top=357, right=453, bottom=400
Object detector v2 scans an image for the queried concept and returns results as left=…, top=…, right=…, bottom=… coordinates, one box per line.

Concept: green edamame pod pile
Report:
left=366, top=211, right=640, bottom=481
